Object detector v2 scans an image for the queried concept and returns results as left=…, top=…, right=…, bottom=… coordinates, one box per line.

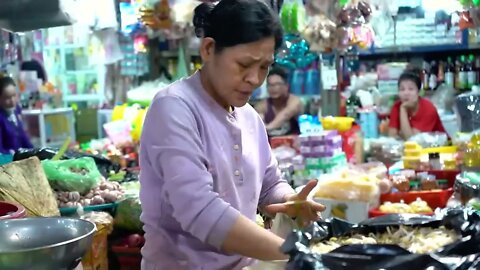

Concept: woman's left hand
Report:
left=264, top=180, right=325, bottom=227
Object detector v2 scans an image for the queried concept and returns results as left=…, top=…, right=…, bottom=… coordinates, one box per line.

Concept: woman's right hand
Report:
left=401, top=100, right=417, bottom=110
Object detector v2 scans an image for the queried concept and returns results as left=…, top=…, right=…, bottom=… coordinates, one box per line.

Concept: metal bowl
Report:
left=0, top=217, right=96, bottom=270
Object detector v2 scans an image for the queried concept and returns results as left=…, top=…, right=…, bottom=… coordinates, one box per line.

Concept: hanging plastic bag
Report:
left=42, top=157, right=102, bottom=194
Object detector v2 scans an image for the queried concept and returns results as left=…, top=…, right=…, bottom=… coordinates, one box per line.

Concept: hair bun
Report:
left=193, top=3, right=215, bottom=38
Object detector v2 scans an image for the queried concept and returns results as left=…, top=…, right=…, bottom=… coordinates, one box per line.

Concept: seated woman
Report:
left=255, top=67, right=303, bottom=136
left=0, top=76, right=33, bottom=154
left=388, top=71, right=446, bottom=140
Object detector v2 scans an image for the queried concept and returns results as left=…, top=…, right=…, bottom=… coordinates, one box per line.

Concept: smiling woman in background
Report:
left=388, top=70, right=446, bottom=140
left=0, top=76, right=33, bottom=154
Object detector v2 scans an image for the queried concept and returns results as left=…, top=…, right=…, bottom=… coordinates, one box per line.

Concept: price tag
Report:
left=322, top=68, right=337, bottom=90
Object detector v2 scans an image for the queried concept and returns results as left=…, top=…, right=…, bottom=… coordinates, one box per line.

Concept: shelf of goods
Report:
left=22, top=108, right=76, bottom=148
left=40, top=26, right=105, bottom=105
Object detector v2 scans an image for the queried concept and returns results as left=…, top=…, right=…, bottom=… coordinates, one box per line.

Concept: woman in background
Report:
left=139, top=1, right=324, bottom=269
left=0, top=76, right=33, bottom=154
left=388, top=71, right=446, bottom=140
left=255, top=67, right=303, bottom=136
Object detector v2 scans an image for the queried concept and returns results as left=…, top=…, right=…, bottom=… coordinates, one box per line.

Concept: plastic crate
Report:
left=380, top=188, right=454, bottom=209
left=111, top=245, right=141, bottom=270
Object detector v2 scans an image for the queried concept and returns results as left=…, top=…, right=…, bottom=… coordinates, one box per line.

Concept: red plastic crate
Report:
left=380, top=188, right=454, bottom=209
left=111, top=245, right=141, bottom=270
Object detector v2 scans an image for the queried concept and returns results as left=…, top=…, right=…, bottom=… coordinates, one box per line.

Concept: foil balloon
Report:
left=275, top=34, right=317, bottom=69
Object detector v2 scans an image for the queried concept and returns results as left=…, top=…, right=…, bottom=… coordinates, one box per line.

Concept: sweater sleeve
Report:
left=140, top=95, right=240, bottom=250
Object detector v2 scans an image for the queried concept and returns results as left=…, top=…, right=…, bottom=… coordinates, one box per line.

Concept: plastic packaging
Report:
left=42, top=157, right=102, bottom=194
left=282, top=208, right=480, bottom=270
left=13, top=147, right=120, bottom=178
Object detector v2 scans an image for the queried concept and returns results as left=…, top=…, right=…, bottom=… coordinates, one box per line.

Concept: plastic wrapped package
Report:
left=408, top=132, right=449, bottom=148
left=313, top=169, right=380, bottom=205
left=282, top=208, right=480, bottom=270
left=349, top=161, right=387, bottom=179
left=42, top=157, right=102, bottom=195
left=368, top=137, right=403, bottom=165
left=455, top=86, right=480, bottom=133
left=81, top=212, right=113, bottom=270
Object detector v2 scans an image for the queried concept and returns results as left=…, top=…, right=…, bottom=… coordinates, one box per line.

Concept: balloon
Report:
left=275, top=35, right=317, bottom=70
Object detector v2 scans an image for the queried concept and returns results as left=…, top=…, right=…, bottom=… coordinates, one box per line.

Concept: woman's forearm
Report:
left=222, top=214, right=287, bottom=261
left=399, top=107, right=413, bottom=139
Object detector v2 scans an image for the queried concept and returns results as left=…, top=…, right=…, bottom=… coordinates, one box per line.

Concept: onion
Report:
left=127, top=234, right=145, bottom=248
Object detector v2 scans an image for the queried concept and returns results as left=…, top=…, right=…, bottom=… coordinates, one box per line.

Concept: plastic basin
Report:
left=0, top=201, right=27, bottom=220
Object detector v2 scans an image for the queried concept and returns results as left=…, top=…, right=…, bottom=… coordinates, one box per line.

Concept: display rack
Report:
left=41, top=26, right=105, bottom=105
left=23, top=108, right=76, bottom=148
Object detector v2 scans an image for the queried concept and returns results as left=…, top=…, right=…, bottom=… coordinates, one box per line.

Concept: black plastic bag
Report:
left=282, top=208, right=480, bottom=270
left=13, top=147, right=120, bottom=177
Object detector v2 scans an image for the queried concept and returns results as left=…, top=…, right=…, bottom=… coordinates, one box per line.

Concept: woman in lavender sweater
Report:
left=139, top=1, right=325, bottom=269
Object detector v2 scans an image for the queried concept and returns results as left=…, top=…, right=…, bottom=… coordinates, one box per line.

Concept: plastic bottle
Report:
left=421, top=62, right=430, bottom=92
left=429, top=61, right=438, bottom=90
left=304, top=64, right=320, bottom=95
left=458, top=55, right=468, bottom=91
left=444, top=57, right=455, bottom=89
left=290, top=69, right=305, bottom=95
left=467, top=54, right=476, bottom=90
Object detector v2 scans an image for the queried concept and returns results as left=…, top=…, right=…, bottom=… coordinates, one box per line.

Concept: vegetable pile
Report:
left=56, top=179, right=124, bottom=208
left=311, top=225, right=458, bottom=254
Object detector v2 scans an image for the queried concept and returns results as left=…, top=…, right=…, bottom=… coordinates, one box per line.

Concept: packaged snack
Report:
left=421, top=174, right=437, bottom=190
left=391, top=174, right=409, bottom=192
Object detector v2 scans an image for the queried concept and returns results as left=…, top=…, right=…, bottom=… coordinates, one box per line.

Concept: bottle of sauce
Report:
left=458, top=55, right=468, bottom=92
left=422, top=61, right=430, bottom=92
left=467, top=54, right=477, bottom=90
left=445, top=57, right=455, bottom=89
left=429, top=61, right=438, bottom=90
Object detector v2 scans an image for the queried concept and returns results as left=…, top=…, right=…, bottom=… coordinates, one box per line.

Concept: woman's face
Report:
left=267, top=74, right=289, bottom=99
left=398, top=79, right=419, bottom=103
left=200, top=37, right=275, bottom=109
left=0, top=84, right=17, bottom=110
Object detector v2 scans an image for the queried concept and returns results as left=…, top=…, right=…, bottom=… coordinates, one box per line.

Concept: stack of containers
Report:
left=358, top=110, right=379, bottom=139
left=297, top=130, right=347, bottom=177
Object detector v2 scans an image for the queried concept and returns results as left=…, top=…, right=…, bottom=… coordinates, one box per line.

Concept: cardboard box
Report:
left=314, top=197, right=370, bottom=223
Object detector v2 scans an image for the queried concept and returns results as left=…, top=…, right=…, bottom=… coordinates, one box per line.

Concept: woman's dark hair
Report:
left=0, top=76, right=16, bottom=96
left=398, top=69, right=421, bottom=90
left=193, top=0, right=283, bottom=52
left=21, top=60, right=47, bottom=83
left=267, top=66, right=288, bottom=83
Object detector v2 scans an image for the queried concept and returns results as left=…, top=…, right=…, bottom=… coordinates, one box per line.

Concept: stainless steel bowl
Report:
left=0, top=217, right=96, bottom=270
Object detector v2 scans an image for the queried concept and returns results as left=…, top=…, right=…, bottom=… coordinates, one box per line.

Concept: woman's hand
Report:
left=264, top=180, right=325, bottom=227
left=401, top=100, right=417, bottom=110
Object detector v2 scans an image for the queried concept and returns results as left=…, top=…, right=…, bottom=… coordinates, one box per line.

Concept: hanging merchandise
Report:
left=275, top=34, right=318, bottom=70
left=301, top=15, right=338, bottom=52
left=139, top=0, right=173, bottom=30
left=119, top=1, right=144, bottom=35
left=336, top=0, right=375, bottom=51
left=280, top=0, right=307, bottom=34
